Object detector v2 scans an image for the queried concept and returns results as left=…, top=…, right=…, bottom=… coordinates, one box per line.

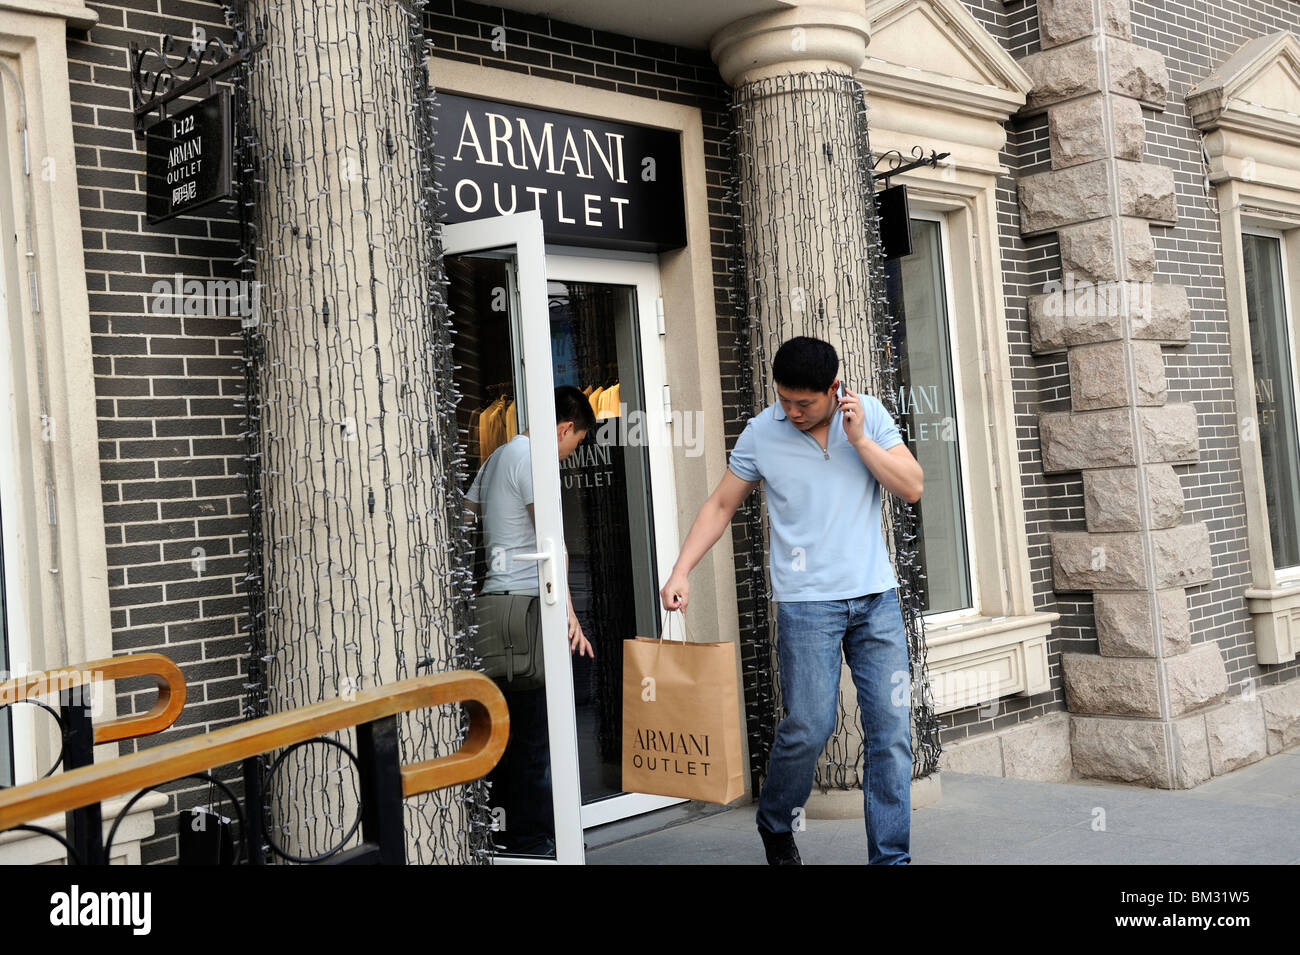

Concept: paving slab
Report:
left=585, top=744, right=1300, bottom=865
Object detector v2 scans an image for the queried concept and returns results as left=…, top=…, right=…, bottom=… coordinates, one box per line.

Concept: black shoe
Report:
left=758, top=825, right=802, bottom=865
left=493, top=833, right=556, bottom=857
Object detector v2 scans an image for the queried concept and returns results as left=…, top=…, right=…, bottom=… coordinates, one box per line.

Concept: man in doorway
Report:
left=466, top=385, right=596, bottom=856
left=659, top=336, right=923, bottom=865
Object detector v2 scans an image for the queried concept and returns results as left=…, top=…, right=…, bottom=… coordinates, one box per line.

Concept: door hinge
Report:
left=662, top=384, right=672, bottom=424
left=656, top=297, right=666, bottom=336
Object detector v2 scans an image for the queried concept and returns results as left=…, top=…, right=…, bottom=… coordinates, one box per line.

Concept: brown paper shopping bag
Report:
left=621, top=611, right=745, bottom=805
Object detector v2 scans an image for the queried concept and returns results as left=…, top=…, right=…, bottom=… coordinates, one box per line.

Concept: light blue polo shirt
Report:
left=727, top=392, right=904, bottom=602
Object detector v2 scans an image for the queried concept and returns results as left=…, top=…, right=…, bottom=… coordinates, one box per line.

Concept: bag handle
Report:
left=658, top=607, right=696, bottom=644
left=645, top=607, right=699, bottom=671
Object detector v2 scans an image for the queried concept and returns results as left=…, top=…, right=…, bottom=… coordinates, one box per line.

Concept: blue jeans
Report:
left=756, top=588, right=912, bottom=864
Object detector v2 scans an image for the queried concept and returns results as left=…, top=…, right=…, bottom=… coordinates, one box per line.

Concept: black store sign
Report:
left=145, top=91, right=232, bottom=224
left=433, top=93, right=687, bottom=252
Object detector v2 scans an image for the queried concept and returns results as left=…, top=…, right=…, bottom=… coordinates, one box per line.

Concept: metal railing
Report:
left=0, top=660, right=508, bottom=865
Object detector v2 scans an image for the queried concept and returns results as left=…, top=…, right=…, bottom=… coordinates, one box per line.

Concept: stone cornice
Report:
left=857, top=57, right=1028, bottom=122
left=862, top=0, right=1033, bottom=116
left=0, top=0, right=98, bottom=29
left=1189, top=31, right=1300, bottom=143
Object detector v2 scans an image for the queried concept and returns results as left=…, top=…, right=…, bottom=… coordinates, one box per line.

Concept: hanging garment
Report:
left=478, top=394, right=508, bottom=463
left=597, top=382, right=621, bottom=419
left=587, top=386, right=605, bottom=418
left=504, top=399, right=518, bottom=441
left=468, top=405, right=483, bottom=467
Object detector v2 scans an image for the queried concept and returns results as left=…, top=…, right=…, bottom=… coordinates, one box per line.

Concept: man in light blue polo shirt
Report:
left=660, top=336, right=923, bottom=865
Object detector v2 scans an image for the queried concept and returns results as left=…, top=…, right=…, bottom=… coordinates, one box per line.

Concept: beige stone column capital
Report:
left=709, top=2, right=871, bottom=87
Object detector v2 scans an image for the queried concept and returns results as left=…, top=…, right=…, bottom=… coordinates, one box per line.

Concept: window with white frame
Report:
left=1, top=511, right=11, bottom=790
left=1190, top=29, right=1300, bottom=664
left=1242, top=228, right=1300, bottom=582
left=0, top=153, right=12, bottom=788
left=884, top=213, right=975, bottom=617
left=0, top=190, right=29, bottom=790
left=0, top=18, right=112, bottom=784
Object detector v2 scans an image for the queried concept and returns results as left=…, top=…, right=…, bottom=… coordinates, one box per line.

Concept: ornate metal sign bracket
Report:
left=128, top=28, right=264, bottom=135
left=872, top=146, right=952, bottom=185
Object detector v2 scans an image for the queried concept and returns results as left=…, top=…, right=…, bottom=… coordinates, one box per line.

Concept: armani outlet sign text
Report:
left=433, top=93, right=687, bottom=252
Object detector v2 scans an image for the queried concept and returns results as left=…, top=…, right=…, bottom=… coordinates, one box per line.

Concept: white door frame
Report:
left=0, top=197, right=34, bottom=787
left=441, top=210, right=585, bottom=865
left=544, top=248, right=685, bottom=829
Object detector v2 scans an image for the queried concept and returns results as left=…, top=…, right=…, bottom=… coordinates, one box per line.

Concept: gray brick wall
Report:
left=1134, top=0, right=1300, bottom=690
left=69, top=0, right=248, bottom=863
left=940, top=0, right=1300, bottom=749
left=58, top=0, right=1298, bottom=862
left=66, top=0, right=739, bottom=860
left=932, top=0, right=1083, bottom=746
left=427, top=0, right=1094, bottom=752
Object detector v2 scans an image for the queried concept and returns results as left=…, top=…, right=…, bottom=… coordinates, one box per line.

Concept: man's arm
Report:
left=525, top=503, right=593, bottom=657
left=660, top=469, right=759, bottom=610
left=852, top=439, right=923, bottom=503
left=840, top=387, right=923, bottom=502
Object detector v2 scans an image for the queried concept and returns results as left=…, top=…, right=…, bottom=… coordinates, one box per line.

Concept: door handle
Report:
left=513, top=537, right=559, bottom=606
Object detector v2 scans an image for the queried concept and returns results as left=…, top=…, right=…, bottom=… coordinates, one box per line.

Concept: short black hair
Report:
left=771, top=336, right=838, bottom=393
left=555, top=385, right=596, bottom=434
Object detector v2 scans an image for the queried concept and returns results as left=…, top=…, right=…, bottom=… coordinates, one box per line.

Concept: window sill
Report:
left=1243, top=582, right=1300, bottom=664
left=0, top=790, right=166, bottom=864
left=922, top=610, right=1059, bottom=713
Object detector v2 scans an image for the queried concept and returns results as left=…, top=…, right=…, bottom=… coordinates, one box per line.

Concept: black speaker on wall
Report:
left=877, top=183, right=913, bottom=261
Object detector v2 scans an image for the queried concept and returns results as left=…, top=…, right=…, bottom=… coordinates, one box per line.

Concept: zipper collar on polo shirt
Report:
left=774, top=402, right=841, bottom=461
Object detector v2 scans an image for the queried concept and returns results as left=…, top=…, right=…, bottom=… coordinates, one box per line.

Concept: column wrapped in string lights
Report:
left=232, top=0, right=489, bottom=863
left=717, top=31, right=942, bottom=791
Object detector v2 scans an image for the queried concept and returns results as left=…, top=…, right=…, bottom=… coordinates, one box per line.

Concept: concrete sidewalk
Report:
left=585, top=744, right=1300, bottom=864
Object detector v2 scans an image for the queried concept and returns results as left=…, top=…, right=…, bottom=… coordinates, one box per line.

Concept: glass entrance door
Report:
left=544, top=251, right=683, bottom=830
left=442, top=215, right=683, bottom=865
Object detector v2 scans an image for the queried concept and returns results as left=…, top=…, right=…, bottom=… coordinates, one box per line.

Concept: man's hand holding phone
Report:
left=838, top=381, right=868, bottom=447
